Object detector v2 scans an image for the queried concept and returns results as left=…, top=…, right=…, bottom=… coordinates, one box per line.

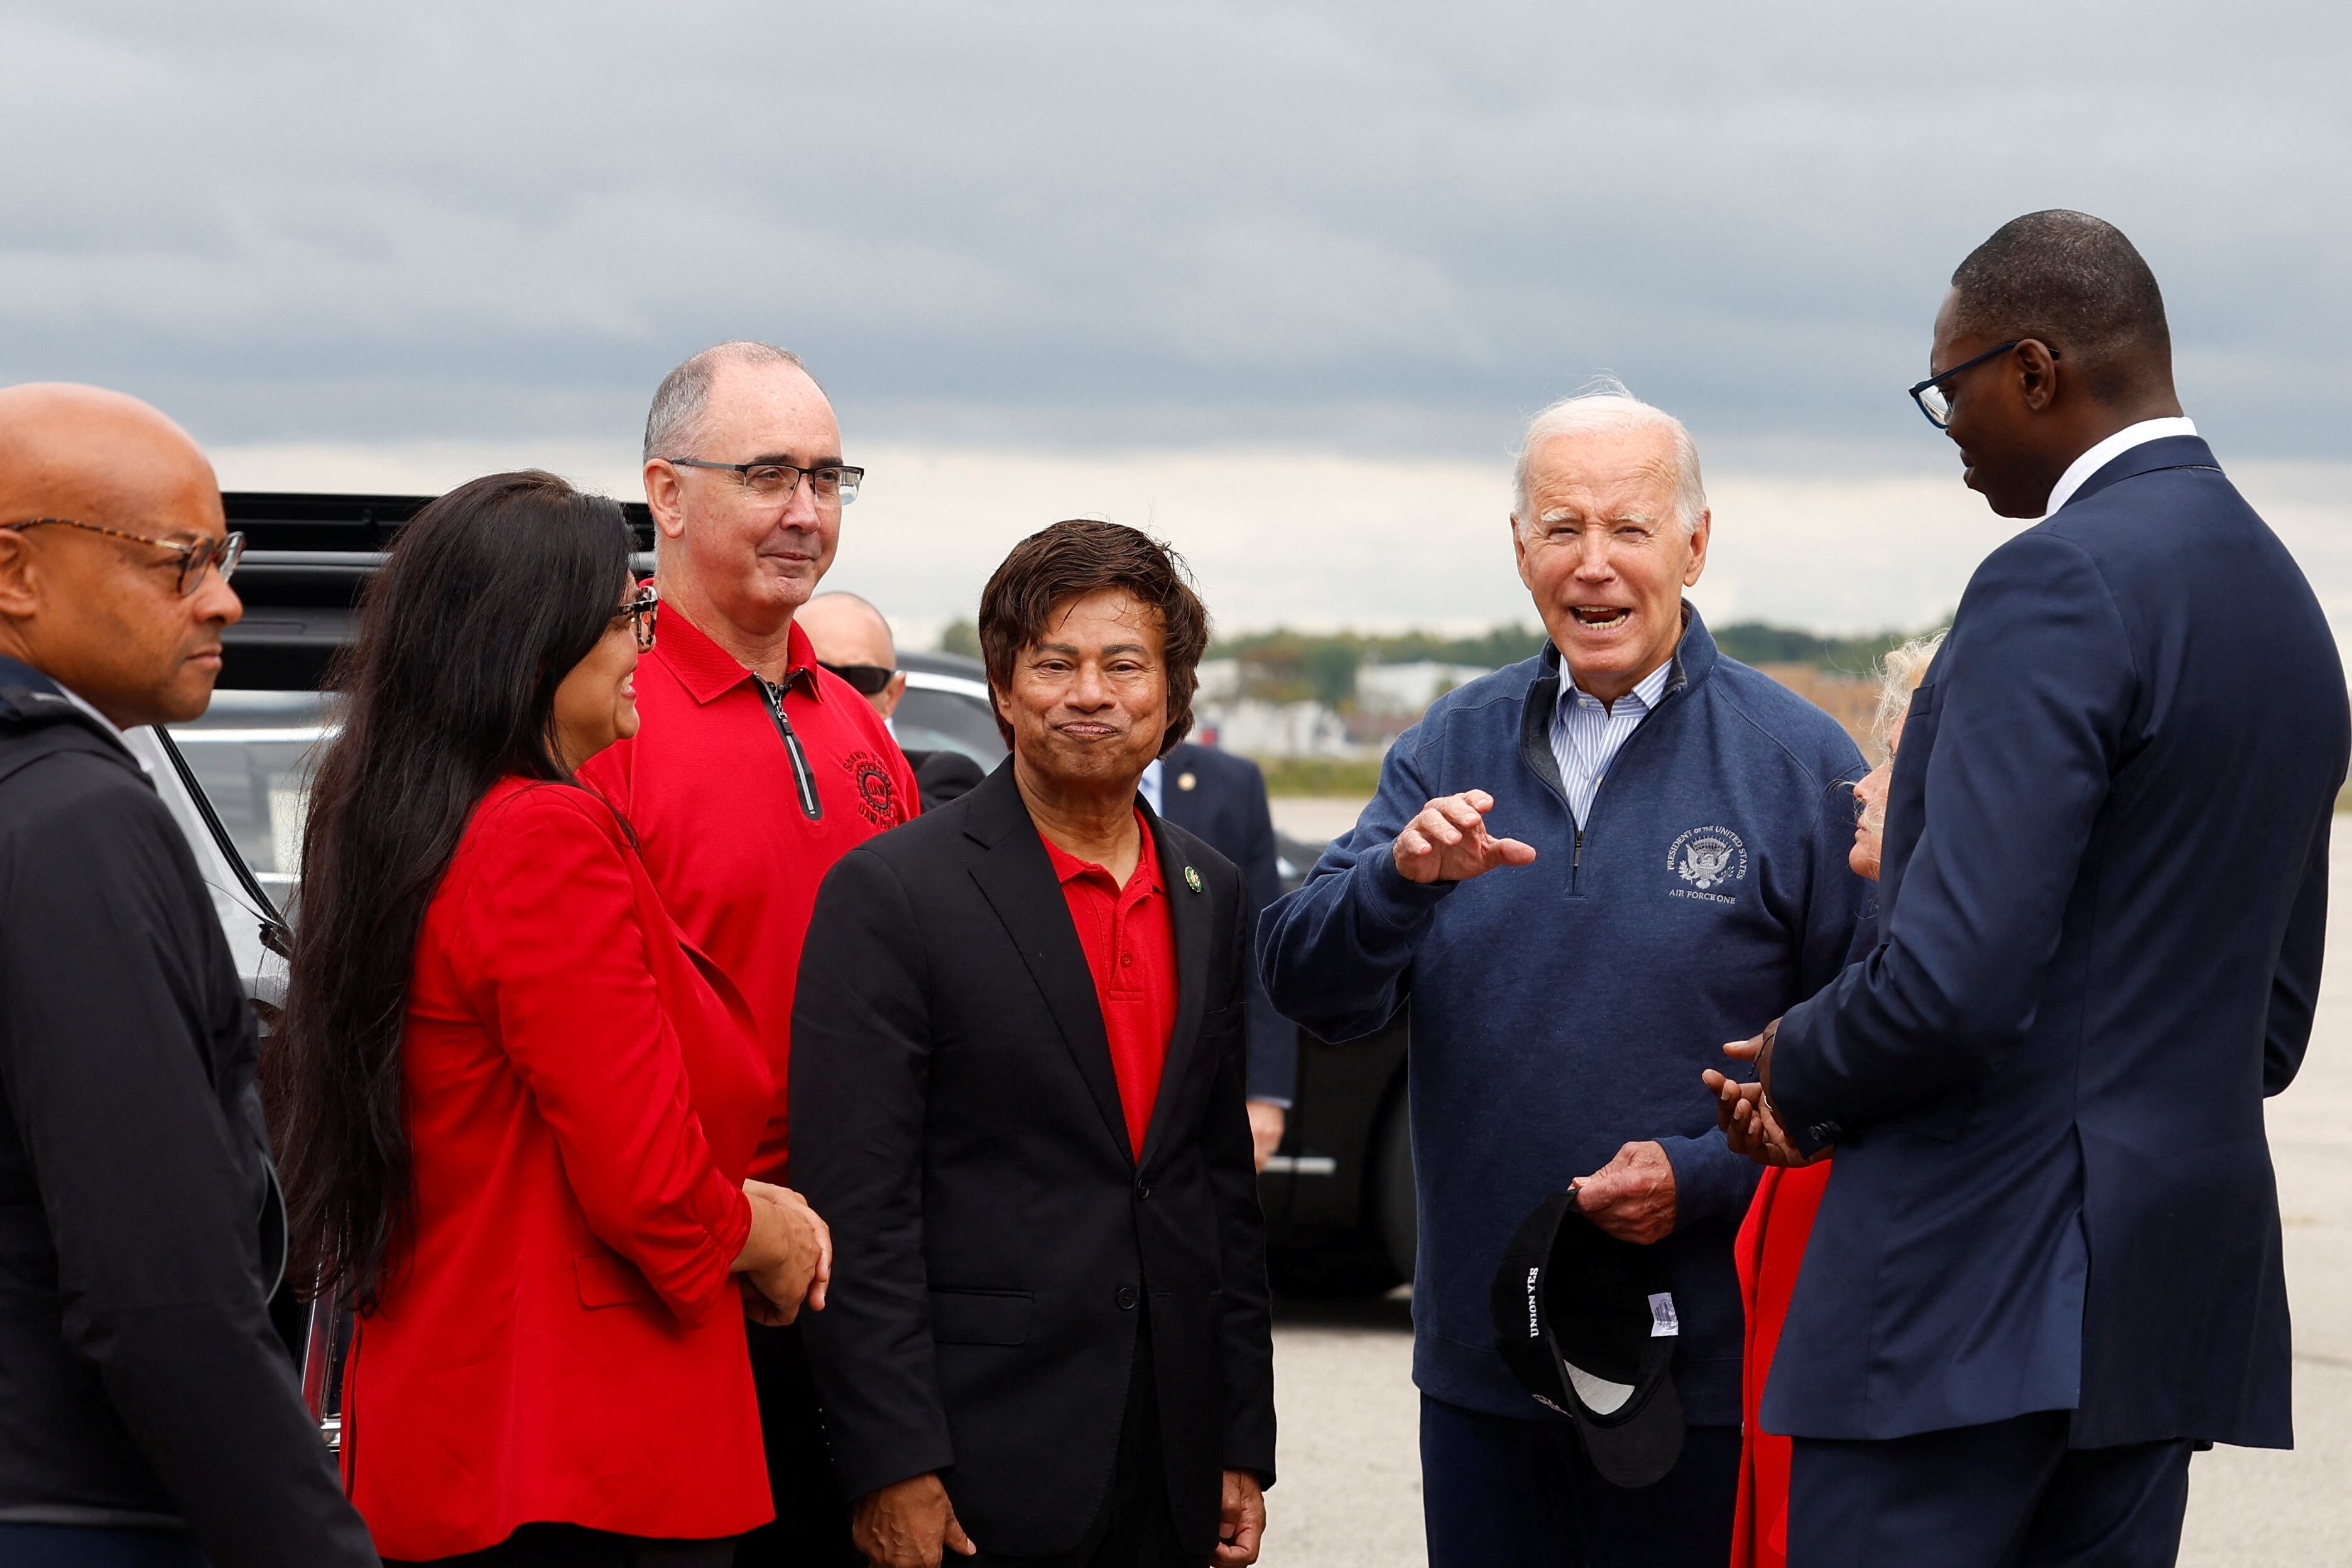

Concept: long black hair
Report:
left=268, top=470, right=634, bottom=1309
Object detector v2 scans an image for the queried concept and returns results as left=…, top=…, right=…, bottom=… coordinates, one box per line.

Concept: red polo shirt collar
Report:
left=1040, top=812, right=1180, bottom=1158
left=657, top=607, right=824, bottom=706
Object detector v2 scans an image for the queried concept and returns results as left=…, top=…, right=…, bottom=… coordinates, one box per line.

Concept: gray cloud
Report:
left=3, top=1, right=2346, bottom=462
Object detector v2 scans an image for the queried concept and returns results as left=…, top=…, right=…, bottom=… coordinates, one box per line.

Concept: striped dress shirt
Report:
left=1549, top=657, right=1673, bottom=827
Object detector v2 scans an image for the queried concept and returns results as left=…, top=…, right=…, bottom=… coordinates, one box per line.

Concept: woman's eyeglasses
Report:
left=0, top=516, right=246, bottom=596
left=614, top=586, right=659, bottom=649
left=819, top=661, right=896, bottom=697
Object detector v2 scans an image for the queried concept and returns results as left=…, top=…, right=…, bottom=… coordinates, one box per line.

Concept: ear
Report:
left=878, top=669, right=907, bottom=719
left=0, top=530, right=41, bottom=620
left=2017, top=339, right=2061, bottom=413
left=643, top=460, right=688, bottom=540
left=1682, top=511, right=1711, bottom=587
left=1511, top=514, right=1535, bottom=592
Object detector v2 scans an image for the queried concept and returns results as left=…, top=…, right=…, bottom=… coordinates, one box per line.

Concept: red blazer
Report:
left=343, top=779, right=775, bottom=1559
left=1730, top=1160, right=1832, bottom=1568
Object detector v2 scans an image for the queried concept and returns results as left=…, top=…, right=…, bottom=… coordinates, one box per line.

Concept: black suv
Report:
left=168, top=491, right=1418, bottom=1304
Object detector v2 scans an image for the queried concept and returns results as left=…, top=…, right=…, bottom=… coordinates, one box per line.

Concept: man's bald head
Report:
left=797, top=591, right=906, bottom=719
left=799, top=591, right=895, bottom=665
left=1947, top=210, right=2170, bottom=403
left=0, top=383, right=239, bottom=726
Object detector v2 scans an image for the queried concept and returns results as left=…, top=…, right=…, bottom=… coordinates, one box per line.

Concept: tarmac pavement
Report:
left=1260, top=827, right=2352, bottom=1567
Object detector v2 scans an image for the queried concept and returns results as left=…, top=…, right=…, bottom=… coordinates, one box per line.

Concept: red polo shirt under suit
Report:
left=1038, top=810, right=1180, bottom=1156
left=580, top=609, right=918, bottom=1184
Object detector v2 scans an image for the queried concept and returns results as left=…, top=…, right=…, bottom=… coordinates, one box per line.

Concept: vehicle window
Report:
left=895, top=685, right=1007, bottom=770
left=165, top=691, right=337, bottom=910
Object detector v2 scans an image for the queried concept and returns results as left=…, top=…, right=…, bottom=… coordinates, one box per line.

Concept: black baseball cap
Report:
left=1489, top=1188, right=1686, bottom=1488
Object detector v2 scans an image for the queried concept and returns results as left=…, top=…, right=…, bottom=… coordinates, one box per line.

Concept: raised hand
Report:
left=1391, top=790, right=1539, bottom=885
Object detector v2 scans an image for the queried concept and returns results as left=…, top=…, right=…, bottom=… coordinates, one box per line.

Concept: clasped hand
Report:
left=732, top=1179, right=832, bottom=1326
left=1702, top=1023, right=1827, bottom=1168
left=1391, top=790, right=1538, bottom=884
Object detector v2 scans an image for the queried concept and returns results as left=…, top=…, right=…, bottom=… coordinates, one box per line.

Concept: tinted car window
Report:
left=896, top=685, right=1006, bottom=770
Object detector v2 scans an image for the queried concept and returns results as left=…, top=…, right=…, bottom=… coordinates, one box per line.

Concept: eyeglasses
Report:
left=665, top=457, right=863, bottom=507
left=819, top=660, right=896, bottom=696
left=1907, top=340, right=2059, bottom=429
left=0, top=517, right=246, bottom=596
left=613, top=585, right=659, bottom=649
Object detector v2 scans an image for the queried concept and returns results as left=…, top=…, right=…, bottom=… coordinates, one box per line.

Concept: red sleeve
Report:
left=447, top=786, right=749, bottom=1322
left=890, top=740, right=920, bottom=822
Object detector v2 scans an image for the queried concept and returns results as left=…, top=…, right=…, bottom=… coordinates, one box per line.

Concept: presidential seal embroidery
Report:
left=1666, top=825, right=1748, bottom=902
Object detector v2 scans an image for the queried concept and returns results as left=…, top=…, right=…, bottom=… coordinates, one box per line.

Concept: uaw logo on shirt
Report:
left=1666, top=825, right=1748, bottom=904
left=841, top=749, right=901, bottom=827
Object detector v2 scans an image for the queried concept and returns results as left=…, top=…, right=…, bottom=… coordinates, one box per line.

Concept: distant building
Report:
left=1198, top=697, right=1354, bottom=758
left=1354, top=662, right=1496, bottom=717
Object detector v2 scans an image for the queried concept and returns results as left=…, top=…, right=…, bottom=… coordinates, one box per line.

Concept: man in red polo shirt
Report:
left=579, top=340, right=917, bottom=1567
left=789, top=520, right=1275, bottom=1568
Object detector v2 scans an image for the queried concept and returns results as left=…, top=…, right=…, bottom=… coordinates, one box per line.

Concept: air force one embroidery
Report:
left=1667, top=825, right=1748, bottom=898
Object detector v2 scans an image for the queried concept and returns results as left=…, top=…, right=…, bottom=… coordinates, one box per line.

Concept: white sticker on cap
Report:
left=1648, top=1292, right=1679, bottom=1337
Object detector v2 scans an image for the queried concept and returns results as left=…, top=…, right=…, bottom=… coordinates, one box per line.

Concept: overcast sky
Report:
left=8, top=2, right=2349, bottom=634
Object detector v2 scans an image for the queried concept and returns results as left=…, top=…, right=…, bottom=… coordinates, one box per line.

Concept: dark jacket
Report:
left=1258, top=609, right=1868, bottom=1425
left=1157, top=741, right=1297, bottom=1106
left=1767, top=436, right=2349, bottom=1448
left=0, top=656, right=376, bottom=1565
left=905, top=746, right=988, bottom=814
left=790, top=763, right=1277, bottom=1559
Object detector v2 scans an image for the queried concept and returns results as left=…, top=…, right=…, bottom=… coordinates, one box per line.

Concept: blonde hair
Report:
left=1871, top=633, right=1947, bottom=761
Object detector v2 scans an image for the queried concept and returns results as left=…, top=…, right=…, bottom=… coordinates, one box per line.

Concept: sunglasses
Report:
left=820, top=661, right=897, bottom=696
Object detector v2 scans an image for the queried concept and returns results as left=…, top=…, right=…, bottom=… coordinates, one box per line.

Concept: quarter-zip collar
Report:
left=1519, top=602, right=1714, bottom=798
left=653, top=605, right=824, bottom=707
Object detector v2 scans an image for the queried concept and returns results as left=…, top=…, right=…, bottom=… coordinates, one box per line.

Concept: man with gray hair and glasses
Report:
left=1260, top=384, right=1868, bottom=1567
left=579, top=342, right=918, bottom=1567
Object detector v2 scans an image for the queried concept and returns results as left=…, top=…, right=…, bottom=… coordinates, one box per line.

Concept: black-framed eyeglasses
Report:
left=1907, top=340, right=2059, bottom=429
left=819, top=660, right=896, bottom=696
left=612, top=585, right=659, bottom=649
left=0, top=516, right=246, bottom=595
left=665, top=457, right=863, bottom=506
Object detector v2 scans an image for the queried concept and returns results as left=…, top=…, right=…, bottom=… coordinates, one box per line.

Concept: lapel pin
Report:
left=1184, top=865, right=1203, bottom=893
left=1177, top=771, right=1197, bottom=791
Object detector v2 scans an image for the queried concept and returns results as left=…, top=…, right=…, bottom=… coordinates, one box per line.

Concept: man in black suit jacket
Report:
left=1711, top=212, right=2349, bottom=1567
left=793, top=520, right=1275, bottom=1568
left=1148, top=741, right=1296, bottom=1167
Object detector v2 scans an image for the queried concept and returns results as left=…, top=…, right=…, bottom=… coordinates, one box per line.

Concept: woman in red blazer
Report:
left=1717, top=634, right=1941, bottom=1568
left=271, top=472, right=829, bottom=1565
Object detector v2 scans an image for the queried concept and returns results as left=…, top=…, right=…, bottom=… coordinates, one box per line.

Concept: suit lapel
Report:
left=962, top=766, right=1135, bottom=1163
left=1138, top=800, right=1212, bottom=1169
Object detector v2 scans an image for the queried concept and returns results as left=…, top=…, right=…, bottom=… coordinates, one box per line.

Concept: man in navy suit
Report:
left=1145, top=740, right=1296, bottom=1168
left=1709, top=211, right=2349, bottom=1565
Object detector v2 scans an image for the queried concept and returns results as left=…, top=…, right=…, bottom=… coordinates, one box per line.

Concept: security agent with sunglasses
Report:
left=577, top=342, right=918, bottom=1568
left=1714, top=212, right=2349, bottom=1567
left=798, top=591, right=988, bottom=813
left=0, top=384, right=378, bottom=1567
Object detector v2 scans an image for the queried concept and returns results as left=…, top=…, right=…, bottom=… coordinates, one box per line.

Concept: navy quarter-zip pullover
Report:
left=1258, top=607, right=1868, bottom=1424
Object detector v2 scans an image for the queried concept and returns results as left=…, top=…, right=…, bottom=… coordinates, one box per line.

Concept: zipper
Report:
left=753, top=675, right=824, bottom=821
left=1562, top=677, right=1682, bottom=896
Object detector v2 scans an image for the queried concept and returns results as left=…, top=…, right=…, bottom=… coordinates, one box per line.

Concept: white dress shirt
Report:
left=1139, top=756, right=1165, bottom=815
left=1549, top=656, right=1673, bottom=829
left=2043, top=415, right=2199, bottom=518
